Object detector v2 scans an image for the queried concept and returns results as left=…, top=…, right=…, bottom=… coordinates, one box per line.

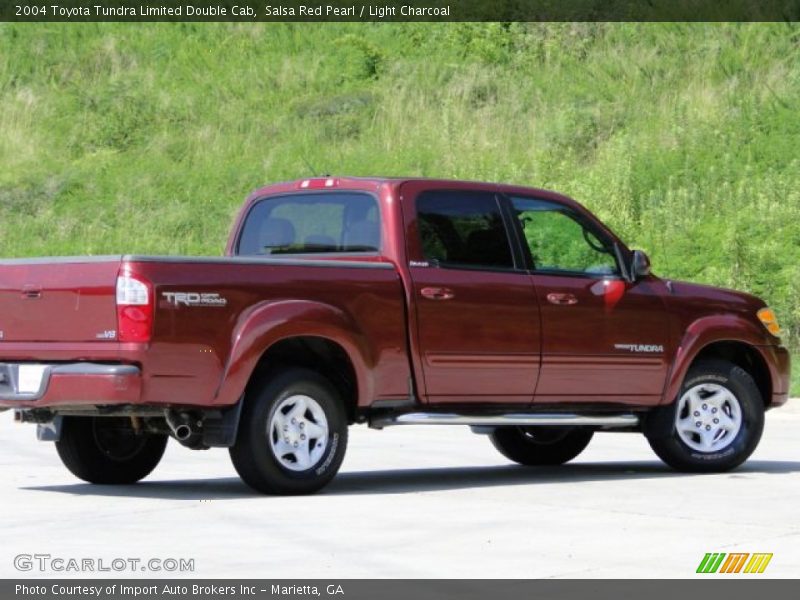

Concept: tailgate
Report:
left=0, top=257, right=121, bottom=343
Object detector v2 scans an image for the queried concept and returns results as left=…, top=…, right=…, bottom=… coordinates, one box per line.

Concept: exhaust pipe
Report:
left=164, top=410, right=197, bottom=442
left=173, top=424, right=192, bottom=441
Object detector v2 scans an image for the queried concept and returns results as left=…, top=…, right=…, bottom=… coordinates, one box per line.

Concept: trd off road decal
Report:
left=614, top=343, right=664, bottom=353
left=162, top=292, right=228, bottom=307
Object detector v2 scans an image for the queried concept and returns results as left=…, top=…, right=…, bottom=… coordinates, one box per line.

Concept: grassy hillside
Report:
left=1, top=23, right=798, bottom=391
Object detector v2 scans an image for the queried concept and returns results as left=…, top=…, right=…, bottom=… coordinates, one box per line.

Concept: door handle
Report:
left=546, top=292, right=578, bottom=305
left=21, top=285, right=42, bottom=299
left=421, top=287, right=455, bottom=301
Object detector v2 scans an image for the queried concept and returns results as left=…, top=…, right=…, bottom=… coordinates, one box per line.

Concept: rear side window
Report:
left=416, top=191, right=514, bottom=269
left=237, top=192, right=380, bottom=255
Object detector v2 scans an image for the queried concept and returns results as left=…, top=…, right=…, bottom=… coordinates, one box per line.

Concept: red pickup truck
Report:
left=0, top=177, right=791, bottom=494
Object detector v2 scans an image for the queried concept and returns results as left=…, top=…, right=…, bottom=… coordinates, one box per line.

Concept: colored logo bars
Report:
left=696, top=553, right=773, bottom=574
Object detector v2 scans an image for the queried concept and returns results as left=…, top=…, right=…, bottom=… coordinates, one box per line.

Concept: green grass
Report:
left=1, top=23, right=798, bottom=392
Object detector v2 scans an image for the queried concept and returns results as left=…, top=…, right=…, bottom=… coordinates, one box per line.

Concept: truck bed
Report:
left=0, top=255, right=410, bottom=410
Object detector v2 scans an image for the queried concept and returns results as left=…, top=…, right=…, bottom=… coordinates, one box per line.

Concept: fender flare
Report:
left=212, top=299, right=374, bottom=407
left=661, top=314, right=773, bottom=405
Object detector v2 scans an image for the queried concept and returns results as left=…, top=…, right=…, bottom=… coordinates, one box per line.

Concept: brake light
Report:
left=116, top=273, right=153, bottom=342
left=298, top=177, right=339, bottom=189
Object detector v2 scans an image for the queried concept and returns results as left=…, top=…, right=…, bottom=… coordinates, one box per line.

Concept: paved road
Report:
left=0, top=403, right=798, bottom=579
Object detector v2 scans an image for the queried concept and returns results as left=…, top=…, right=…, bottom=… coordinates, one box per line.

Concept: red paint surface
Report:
left=0, top=177, right=790, bottom=411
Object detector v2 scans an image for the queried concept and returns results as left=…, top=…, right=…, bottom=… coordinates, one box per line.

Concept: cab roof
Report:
left=246, top=176, right=578, bottom=206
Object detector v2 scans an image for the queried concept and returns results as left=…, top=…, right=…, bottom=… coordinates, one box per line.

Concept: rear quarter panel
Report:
left=127, top=258, right=410, bottom=409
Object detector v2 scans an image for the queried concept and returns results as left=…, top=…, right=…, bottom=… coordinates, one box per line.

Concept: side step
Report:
left=370, top=412, right=639, bottom=429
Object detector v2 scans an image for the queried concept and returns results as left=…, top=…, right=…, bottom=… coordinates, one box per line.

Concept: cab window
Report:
left=237, top=192, right=380, bottom=255
left=417, top=191, right=514, bottom=270
left=510, top=196, right=619, bottom=276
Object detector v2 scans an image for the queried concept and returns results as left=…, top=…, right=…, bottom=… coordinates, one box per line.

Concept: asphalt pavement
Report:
left=0, top=402, right=797, bottom=578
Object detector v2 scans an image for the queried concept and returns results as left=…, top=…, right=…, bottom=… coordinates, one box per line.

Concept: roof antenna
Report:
left=301, top=154, right=318, bottom=176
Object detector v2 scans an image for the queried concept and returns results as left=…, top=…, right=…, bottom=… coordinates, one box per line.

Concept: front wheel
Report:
left=229, top=368, right=348, bottom=495
left=56, top=417, right=168, bottom=484
left=646, top=360, right=764, bottom=472
left=490, top=426, right=594, bottom=466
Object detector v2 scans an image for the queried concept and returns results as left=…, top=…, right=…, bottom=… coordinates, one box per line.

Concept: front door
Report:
left=403, top=187, right=541, bottom=404
left=507, top=195, right=671, bottom=406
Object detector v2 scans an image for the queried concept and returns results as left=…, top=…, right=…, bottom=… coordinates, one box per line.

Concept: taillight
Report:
left=116, top=273, right=153, bottom=343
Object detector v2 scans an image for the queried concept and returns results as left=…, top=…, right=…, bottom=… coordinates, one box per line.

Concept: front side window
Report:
left=511, top=197, right=619, bottom=276
left=417, top=191, right=514, bottom=269
left=237, top=192, right=380, bottom=255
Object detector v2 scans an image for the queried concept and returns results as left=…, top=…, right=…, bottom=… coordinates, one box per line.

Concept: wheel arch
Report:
left=690, top=341, right=771, bottom=407
left=246, top=336, right=360, bottom=423
left=213, top=300, right=374, bottom=420
left=663, top=315, right=775, bottom=407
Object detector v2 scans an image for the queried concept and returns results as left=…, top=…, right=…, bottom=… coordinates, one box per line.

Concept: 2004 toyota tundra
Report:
left=0, top=177, right=791, bottom=494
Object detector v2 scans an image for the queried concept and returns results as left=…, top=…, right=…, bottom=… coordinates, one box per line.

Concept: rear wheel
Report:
left=56, top=417, right=168, bottom=484
left=490, top=426, right=594, bottom=466
left=646, top=360, right=764, bottom=472
left=229, top=368, right=348, bottom=495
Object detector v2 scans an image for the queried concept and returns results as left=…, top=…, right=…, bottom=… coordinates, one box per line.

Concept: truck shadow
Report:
left=22, top=459, right=800, bottom=500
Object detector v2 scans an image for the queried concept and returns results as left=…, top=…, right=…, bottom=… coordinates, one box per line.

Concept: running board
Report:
left=370, top=412, right=639, bottom=429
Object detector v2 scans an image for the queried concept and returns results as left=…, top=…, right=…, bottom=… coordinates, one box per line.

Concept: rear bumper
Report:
left=0, top=362, right=141, bottom=409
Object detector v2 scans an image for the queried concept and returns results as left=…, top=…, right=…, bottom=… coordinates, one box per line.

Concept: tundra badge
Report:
left=614, top=343, right=664, bottom=353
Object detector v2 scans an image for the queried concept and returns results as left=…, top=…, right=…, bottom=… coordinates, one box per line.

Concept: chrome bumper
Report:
left=0, top=362, right=140, bottom=403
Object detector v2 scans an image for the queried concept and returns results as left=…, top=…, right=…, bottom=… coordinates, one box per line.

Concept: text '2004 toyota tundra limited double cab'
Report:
left=0, top=177, right=791, bottom=494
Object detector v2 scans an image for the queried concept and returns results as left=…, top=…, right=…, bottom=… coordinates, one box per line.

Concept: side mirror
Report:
left=630, top=250, right=651, bottom=280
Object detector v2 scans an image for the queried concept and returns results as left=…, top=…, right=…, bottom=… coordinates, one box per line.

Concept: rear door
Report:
left=506, top=195, right=671, bottom=405
left=401, top=185, right=541, bottom=404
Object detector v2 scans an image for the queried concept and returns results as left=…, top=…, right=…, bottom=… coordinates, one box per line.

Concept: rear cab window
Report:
left=237, top=192, right=380, bottom=256
left=416, top=190, right=515, bottom=270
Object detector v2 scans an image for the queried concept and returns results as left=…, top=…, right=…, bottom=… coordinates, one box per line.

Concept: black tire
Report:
left=646, top=360, right=764, bottom=472
left=490, top=426, right=594, bottom=466
left=55, top=417, right=168, bottom=484
left=229, top=368, right=348, bottom=495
